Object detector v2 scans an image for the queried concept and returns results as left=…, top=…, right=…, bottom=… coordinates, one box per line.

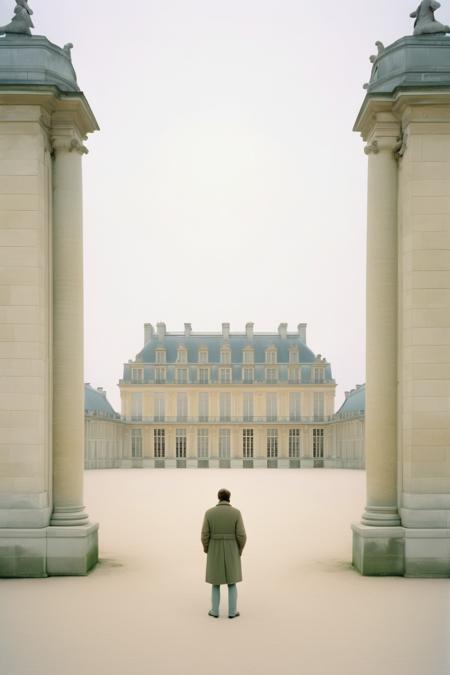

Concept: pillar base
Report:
left=361, top=505, right=401, bottom=527
left=352, top=523, right=405, bottom=576
left=404, top=529, right=450, bottom=578
left=0, top=522, right=98, bottom=578
left=50, top=505, right=89, bottom=527
left=352, top=523, right=450, bottom=577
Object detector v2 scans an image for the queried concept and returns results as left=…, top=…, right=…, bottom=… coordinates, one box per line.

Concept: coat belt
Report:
left=211, top=534, right=236, bottom=540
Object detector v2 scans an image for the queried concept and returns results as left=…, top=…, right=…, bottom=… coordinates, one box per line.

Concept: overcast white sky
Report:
left=1, top=0, right=440, bottom=410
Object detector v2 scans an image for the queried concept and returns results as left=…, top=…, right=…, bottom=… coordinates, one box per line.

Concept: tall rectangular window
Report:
left=131, top=429, right=142, bottom=458
left=198, top=392, right=209, bottom=422
left=243, top=393, right=253, bottom=422
left=176, top=429, right=186, bottom=458
left=243, top=429, right=254, bottom=458
left=220, top=368, right=232, bottom=384
left=220, top=392, right=231, bottom=422
left=289, top=429, right=300, bottom=458
left=176, top=368, right=188, bottom=384
left=267, top=429, right=278, bottom=458
left=313, top=428, right=324, bottom=458
left=219, top=429, right=230, bottom=459
left=177, top=393, right=188, bottom=422
left=154, top=429, right=165, bottom=458
left=313, top=392, right=325, bottom=421
left=289, top=393, right=301, bottom=422
left=155, top=367, right=166, bottom=384
left=288, top=366, right=300, bottom=384
left=314, top=368, right=325, bottom=384
left=154, top=393, right=165, bottom=422
left=242, top=367, right=254, bottom=384
left=266, top=367, right=278, bottom=384
left=199, top=368, right=209, bottom=384
left=266, top=393, right=277, bottom=422
left=197, top=429, right=209, bottom=458
left=131, top=368, right=144, bottom=383
left=198, top=349, right=208, bottom=364
left=131, top=392, right=143, bottom=421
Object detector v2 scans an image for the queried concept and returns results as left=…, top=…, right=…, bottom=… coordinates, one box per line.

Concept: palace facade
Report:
left=85, top=323, right=365, bottom=469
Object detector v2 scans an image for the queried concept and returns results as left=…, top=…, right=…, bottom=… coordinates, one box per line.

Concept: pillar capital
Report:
left=51, top=134, right=89, bottom=155
left=364, top=119, right=402, bottom=156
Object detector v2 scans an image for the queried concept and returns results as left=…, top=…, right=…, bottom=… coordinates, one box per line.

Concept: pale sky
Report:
left=1, top=0, right=438, bottom=410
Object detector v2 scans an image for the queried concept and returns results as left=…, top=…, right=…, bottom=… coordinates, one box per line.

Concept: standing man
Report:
left=201, top=488, right=247, bottom=619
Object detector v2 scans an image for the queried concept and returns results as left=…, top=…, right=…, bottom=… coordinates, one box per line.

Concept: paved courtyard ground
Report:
left=1, top=469, right=449, bottom=675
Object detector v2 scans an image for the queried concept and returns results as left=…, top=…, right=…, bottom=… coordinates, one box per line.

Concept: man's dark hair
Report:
left=218, top=488, right=231, bottom=502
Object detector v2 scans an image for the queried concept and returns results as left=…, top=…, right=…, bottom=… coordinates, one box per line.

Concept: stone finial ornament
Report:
left=369, top=41, right=385, bottom=64
left=0, top=0, right=34, bottom=36
left=410, top=0, right=450, bottom=35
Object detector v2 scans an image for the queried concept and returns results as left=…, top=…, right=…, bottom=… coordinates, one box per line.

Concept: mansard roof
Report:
left=136, top=333, right=318, bottom=364
left=335, top=384, right=365, bottom=418
left=85, top=383, right=119, bottom=418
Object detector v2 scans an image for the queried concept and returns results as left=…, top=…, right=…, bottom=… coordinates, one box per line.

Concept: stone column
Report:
left=362, top=117, right=401, bottom=527
left=50, top=132, right=89, bottom=527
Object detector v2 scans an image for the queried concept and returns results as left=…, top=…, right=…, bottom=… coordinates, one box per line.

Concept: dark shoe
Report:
left=208, top=610, right=219, bottom=618
left=228, top=612, right=240, bottom=619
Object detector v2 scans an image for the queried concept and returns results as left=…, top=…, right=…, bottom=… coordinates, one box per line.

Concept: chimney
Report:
left=298, top=323, right=307, bottom=343
left=184, top=323, right=192, bottom=337
left=278, top=323, right=288, bottom=339
left=144, top=323, right=154, bottom=344
left=245, top=322, right=254, bottom=339
left=157, top=322, right=166, bottom=340
left=222, top=323, right=230, bottom=339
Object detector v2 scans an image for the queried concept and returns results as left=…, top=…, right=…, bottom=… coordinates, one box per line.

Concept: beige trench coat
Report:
left=201, top=501, right=247, bottom=585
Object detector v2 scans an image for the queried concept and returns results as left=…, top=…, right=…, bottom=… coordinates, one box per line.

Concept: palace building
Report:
left=85, top=384, right=126, bottom=470
left=84, top=323, right=365, bottom=470
left=119, top=322, right=335, bottom=469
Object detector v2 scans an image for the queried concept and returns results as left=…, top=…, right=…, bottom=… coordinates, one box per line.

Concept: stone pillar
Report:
left=361, top=116, right=401, bottom=527
left=0, top=33, right=99, bottom=577
left=50, top=131, right=89, bottom=527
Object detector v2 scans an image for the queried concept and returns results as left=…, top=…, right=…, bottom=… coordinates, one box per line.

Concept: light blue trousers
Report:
left=211, top=584, right=237, bottom=617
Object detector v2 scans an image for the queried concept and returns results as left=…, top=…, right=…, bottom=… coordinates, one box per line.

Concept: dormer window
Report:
left=220, top=348, right=231, bottom=364
left=155, top=349, right=166, bottom=364
left=243, top=348, right=254, bottom=365
left=265, top=348, right=277, bottom=364
left=177, top=347, right=187, bottom=364
left=289, top=348, right=299, bottom=364
left=198, top=348, right=208, bottom=364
